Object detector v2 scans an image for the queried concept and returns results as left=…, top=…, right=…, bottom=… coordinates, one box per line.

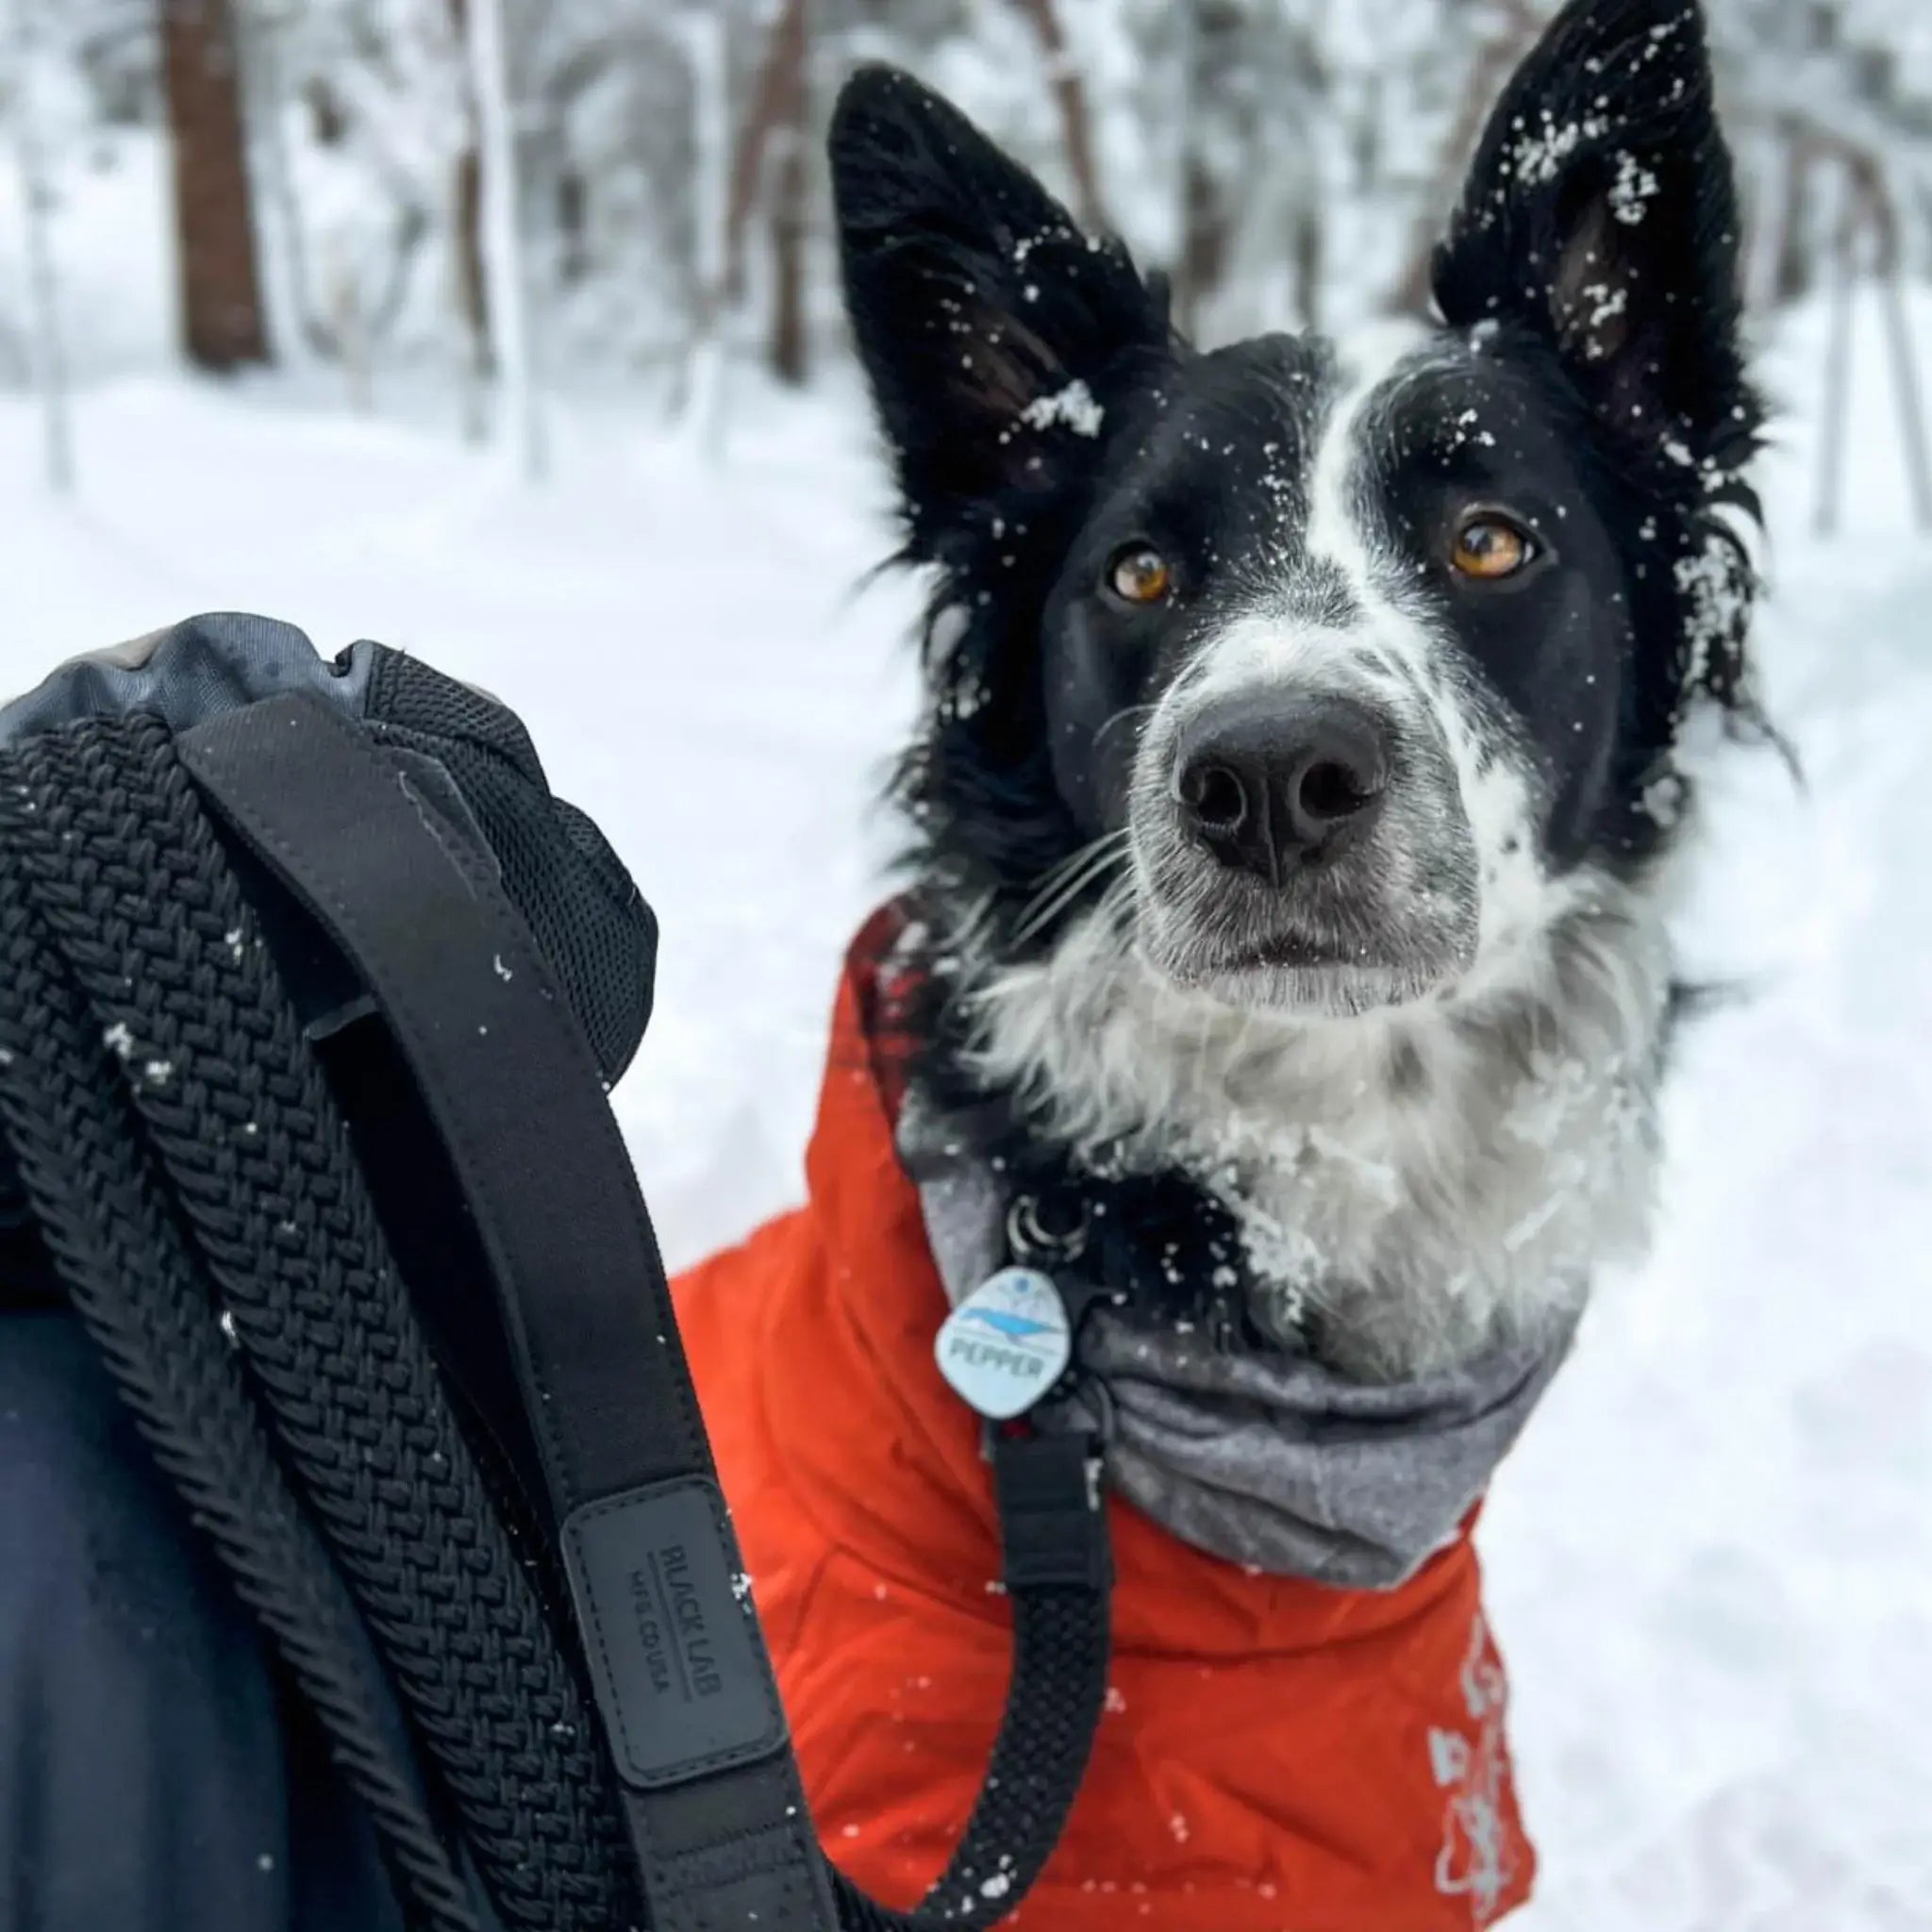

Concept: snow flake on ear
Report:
left=1509, top=110, right=1609, bottom=189
left=1446, top=407, right=1498, bottom=455
left=1020, top=378, right=1105, bottom=439
left=1573, top=278, right=1629, bottom=359
left=1008, top=225, right=1074, bottom=269
left=949, top=675, right=991, bottom=719
left=1645, top=10, right=1692, bottom=53
left=1608, top=150, right=1661, bottom=226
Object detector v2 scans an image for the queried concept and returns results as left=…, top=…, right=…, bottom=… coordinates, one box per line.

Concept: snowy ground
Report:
left=2, top=286, right=1929, bottom=1929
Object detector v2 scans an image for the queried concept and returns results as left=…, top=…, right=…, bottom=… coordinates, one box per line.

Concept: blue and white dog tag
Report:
left=935, top=1266, right=1073, bottom=1421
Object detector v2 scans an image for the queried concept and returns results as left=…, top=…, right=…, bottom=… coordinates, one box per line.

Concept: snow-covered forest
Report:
left=4, top=0, right=1932, bottom=458
left=2, top=3, right=1930, bottom=1930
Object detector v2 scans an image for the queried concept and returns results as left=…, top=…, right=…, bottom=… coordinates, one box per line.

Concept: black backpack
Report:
left=0, top=615, right=1110, bottom=1932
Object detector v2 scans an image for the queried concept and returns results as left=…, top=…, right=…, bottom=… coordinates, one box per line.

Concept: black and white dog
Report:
left=830, top=0, right=1763, bottom=1385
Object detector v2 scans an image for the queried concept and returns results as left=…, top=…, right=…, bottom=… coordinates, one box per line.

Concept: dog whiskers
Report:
left=1011, top=831, right=1132, bottom=943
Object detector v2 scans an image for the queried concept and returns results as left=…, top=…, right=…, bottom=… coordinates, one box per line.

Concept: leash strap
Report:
left=179, top=695, right=1112, bottom=1931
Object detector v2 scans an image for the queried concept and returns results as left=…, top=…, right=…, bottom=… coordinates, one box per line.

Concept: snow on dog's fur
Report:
left=830, top=0, right=1764, bottom=1382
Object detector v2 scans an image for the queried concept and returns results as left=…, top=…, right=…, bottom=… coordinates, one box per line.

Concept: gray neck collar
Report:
left=901, top=1092, right=1580, bottom=1591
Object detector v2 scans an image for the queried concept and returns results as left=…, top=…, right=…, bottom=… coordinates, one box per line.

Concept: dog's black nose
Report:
left=1175, top=695, right=1391, bottom=885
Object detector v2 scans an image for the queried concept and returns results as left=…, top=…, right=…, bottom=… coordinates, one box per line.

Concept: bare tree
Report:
left=672, top=2, right=732, bottom=443
left=764, top=0, right=809, bottom=386
left=4, top=0, right=75, bottom=489
left=462, top=0, right=543, bottom=476
left=1009, top=0, right=1108, bottom=230
left=1812, top=139, right=1932, bottom=534
left=724, top=0, right=1108, bottom=377
left=160, top=0, right=271, bottom=370
left=1388, top=0, right=1545, bottom=317
left=724, top=0, right=810, bottom=382
left=446, top=0, right=494, bottom=437
left=101, top=0, right=1932, bottom=414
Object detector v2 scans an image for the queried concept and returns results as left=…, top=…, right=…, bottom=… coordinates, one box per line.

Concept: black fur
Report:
left=1431, top=0, right=1766, bottom=840
left=830, top=67, right=1174, bottom=906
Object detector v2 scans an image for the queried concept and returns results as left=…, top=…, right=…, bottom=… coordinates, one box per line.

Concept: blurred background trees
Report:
left=1, top=0, right=1927, bottom=479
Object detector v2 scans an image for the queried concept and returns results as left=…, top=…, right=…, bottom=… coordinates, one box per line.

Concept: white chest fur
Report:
left=960, top=863, right=1671, bottom=1380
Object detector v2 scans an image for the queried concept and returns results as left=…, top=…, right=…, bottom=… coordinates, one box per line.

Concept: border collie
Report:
left=829, top=0, right=1763, bottom=1385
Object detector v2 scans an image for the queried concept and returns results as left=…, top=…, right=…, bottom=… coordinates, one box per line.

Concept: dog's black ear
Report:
left=1433, top=0, right=1751, bottom=471
left=830, top=66, right=1168, bottom=551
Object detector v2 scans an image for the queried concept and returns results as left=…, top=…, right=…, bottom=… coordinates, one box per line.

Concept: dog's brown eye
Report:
left=1108, top=545, right=1173, bottom=606
left=1451, top=513, right=1536, bottom=581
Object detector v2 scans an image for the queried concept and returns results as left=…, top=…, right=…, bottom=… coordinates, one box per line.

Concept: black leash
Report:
left=0, top=698, right=1111, bottom=1931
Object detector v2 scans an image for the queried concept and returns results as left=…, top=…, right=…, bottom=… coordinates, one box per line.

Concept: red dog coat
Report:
left=673, top=916, right=1536, bottom=1929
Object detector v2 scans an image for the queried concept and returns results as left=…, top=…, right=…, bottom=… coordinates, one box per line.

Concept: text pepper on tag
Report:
left=935, top=1266, right=1074, bottom=1421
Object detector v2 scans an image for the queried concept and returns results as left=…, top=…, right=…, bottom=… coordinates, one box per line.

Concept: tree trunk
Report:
left=1773, top=136, right=1818, bottom=308
left=1165, top=0, right=1199, bottom=331
left=1742, top=120, right=1790, bottom=312
left=768, top=158, right=808, bottom=382
left=1878, top=262, right=1932, bottom=532
left=766, top=44, right=809, bottom=385
left=454, top=143, right=492, bottom=372
left=6, top=0, right=75, bottom=489
left=675, top=6, right=732, bottom=448
left=555, top=168, right=588, bottom=285
left=461, top=0, right=543, bottom=478
left=721, top=0, right=810, bottom=384
left=1814, top=165, right=1854, bottom=539
left=1387, top=1, right=1542, bottom=318
left=159, top=0, right=271, bottom=370
left=1866, top=176, right=1932, bottom=533
left=1291, top=198, right=1324, bottom=336
left=723, top=0, right=805, bottom=307
left=447, top=0, right=491, bottom=439
left=1008, top=0, right=1107, bottom=230
left=1174, top=151, right=1229, bottom=337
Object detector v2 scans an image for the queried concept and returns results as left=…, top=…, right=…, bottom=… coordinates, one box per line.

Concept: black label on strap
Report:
left=562, top=1478, right=787, bottom=1790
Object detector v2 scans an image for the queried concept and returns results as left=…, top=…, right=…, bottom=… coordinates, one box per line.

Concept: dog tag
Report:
left=935, top=1267, right=1073, bottom=1420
